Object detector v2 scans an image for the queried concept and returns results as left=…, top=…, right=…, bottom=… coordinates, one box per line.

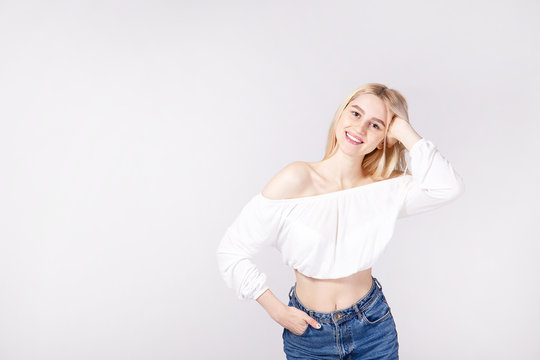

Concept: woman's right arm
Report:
left=216, top=163, right=321, bottom=333
left=215, top=194, right=279, bottom=301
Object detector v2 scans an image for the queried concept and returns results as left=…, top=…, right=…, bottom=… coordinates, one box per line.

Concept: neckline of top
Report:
left=257, top=174, right=406, bottom=203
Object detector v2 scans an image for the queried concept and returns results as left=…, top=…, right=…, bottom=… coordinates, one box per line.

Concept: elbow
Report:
left=216, top=233, right=235, bottom=276
left=449, top=174, right=465, bottom=201
left=423, top=177, right=465, bottom=203
left=457, top=176, right=465, bottom=197
left=437, top=168, right=465, bottom=201
left=442, top=169, right=466, bottom=199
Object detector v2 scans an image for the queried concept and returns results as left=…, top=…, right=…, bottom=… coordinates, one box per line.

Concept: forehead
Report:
left=348, top=94, right=387, bottom=119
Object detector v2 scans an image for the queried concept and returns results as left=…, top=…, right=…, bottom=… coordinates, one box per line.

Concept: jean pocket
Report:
left=289, top=323, right=310, bottom=337
left=361, top=292, right=392, bottom=325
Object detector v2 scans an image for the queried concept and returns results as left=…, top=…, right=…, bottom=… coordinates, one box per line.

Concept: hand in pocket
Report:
left=277, top=306, right=321, bottom=335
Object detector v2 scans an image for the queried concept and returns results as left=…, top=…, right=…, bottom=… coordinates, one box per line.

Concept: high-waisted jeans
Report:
left=282, top=276, right=399, bottom=359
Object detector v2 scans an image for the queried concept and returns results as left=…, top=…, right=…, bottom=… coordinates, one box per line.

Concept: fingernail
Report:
left=316, top=323, right=321, bottom=329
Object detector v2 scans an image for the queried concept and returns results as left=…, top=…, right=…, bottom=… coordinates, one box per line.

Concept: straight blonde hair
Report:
left=323, top=83, right=411, bottom=180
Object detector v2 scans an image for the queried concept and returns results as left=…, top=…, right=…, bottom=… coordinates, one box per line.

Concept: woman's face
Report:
left=335, top=93, right=390, bottom=156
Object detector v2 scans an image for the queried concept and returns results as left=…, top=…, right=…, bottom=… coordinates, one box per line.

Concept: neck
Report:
left=321, top=150, right=370, bottom=188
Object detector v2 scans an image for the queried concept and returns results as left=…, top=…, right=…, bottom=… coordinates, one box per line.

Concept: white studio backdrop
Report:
left=0, top=1, right=538, bottom=359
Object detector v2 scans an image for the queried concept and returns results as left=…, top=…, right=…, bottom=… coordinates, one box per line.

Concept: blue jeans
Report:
left=282, top=276, right=399, bottom=359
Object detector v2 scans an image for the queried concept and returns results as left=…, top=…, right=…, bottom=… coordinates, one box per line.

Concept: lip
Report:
left=345, top=131, right=364, bottom=144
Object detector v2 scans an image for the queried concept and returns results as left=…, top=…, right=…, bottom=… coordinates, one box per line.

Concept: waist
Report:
left=288, top=274, right=384, bottom=323
left=293, top=268, right=374, bottom=312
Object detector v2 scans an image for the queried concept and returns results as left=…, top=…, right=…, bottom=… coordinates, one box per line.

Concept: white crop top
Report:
left=216, top=138, right=465, bottom=301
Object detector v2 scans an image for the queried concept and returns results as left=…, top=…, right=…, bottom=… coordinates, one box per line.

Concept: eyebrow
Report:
left=350, top=105, right=386, bottom=127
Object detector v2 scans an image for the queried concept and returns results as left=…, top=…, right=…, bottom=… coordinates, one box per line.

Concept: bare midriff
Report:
left=293, top=268, right=374, bottom=313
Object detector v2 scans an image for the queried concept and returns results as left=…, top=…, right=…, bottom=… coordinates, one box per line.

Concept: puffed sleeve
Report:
left=216, top=194, right=284, bottom=301
left=398, top=138, right=465, bottom=218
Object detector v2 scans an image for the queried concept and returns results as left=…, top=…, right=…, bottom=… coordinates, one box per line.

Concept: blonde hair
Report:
left=323, top=83, right=411, bottom=180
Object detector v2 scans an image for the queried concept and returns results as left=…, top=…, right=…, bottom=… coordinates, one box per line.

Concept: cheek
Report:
left=335, top=122, right=345, bottom=136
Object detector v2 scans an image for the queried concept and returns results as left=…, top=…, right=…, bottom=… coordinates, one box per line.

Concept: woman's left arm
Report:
left=388, top=117, right=465, bottom=218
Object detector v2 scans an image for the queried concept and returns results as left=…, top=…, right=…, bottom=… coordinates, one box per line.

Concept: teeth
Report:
left=346, top=132, right=362, bottom=143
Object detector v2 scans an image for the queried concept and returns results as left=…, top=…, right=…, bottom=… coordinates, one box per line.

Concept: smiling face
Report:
left=335, top=93, right=389, bottom=156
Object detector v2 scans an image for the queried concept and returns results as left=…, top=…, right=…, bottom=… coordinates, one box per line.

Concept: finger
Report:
left=306, top=317, right=322, bottom=329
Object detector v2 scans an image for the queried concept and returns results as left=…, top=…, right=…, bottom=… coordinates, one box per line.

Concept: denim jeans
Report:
left=282, top=276, right=399, bottom=359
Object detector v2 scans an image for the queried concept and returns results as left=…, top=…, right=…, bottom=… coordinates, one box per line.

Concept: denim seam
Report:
left=335, top=323, right=341, bottom=358
left=359, top=289, right=382, bottom=313
left=361, top=308, right=392, bottom=325
left=360, top=292, right=392, bottom=325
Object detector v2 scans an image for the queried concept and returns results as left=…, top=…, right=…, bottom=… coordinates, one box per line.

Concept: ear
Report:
left=377, top=141, right=384, bottom=149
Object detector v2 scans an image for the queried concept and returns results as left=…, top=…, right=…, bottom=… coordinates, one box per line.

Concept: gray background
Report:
left=1, top=0, right=539, bottom=359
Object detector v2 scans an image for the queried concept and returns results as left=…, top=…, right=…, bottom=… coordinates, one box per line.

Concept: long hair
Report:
left=323, top=83, right=411, bottom=180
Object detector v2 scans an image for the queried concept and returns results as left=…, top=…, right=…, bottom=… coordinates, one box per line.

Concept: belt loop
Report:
left=289, top=283, right=295, bottom=300
left=353, top=303, right=363, bottom=321
left=374, top=277, right=382, bottom=290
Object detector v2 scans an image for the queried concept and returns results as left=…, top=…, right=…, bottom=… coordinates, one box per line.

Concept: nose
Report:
left=353, top=118, right=370, bottom=135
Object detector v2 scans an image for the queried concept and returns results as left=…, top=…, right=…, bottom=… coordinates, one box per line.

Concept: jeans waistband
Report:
left=288, top=275, right=383, bottom=324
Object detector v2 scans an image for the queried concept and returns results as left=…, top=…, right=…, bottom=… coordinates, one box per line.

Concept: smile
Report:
left=345, top=131, right=363, bottom=144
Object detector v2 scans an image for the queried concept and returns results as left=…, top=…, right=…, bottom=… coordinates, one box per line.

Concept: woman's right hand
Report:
left=274, top=304, right=321, bottom=335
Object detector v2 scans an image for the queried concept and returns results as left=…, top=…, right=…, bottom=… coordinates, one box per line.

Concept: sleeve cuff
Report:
left=251, top=285, right=270, bottom=301
left=408, top=137, right=428, bottom=157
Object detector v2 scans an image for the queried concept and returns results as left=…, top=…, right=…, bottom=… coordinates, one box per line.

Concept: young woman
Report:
left=216, top=83, right=464, bottom=359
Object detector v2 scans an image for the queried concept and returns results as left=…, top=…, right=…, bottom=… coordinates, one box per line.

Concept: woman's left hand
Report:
left=384, top=115, right=408, bottom=148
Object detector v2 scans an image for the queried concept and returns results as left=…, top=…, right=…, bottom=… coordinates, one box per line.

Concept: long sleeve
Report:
left=216, top=194, right=284, bottom=301
left=398, top=138, right=465, bottom=218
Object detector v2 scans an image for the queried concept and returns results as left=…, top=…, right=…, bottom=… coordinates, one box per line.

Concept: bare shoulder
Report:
left=261, top=161, right=312, bottom=200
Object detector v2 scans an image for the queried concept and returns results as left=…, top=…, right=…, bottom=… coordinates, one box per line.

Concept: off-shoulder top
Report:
left=216, top=138, right=465, bottom=301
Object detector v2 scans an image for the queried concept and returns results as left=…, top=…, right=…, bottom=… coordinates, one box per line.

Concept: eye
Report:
left=351, top=111, right=381, bottom=130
